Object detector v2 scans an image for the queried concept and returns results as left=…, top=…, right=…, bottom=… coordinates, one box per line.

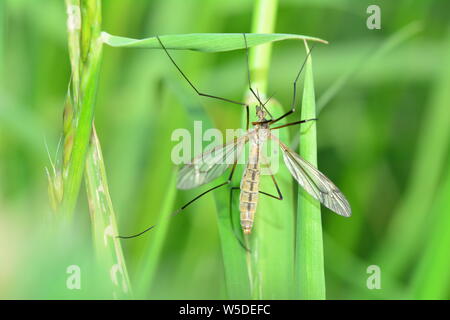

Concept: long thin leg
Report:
left=270, top=117, right=317, bottom=130
left=156, top=36, right=248, bottom=108
left=118, top=162, right=238, bottom=239
left=245, top=105, right=250, bottom=131
left=259, top=173, right=283, bottom=200
left=269, top=44, right=315, bottom=125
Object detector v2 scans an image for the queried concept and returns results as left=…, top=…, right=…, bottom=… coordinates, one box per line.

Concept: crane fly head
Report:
left=255, top=105, right=267, bottom=121
left=254, top=91, right=275, bottom=123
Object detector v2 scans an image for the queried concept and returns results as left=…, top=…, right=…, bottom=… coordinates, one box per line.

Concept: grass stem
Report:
left=61, top=0, right=103, bottom=219
left=295, top=41, right=326, bottom=299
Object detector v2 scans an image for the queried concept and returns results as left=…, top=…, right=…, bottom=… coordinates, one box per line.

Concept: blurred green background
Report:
left=1, top=0, right=450, bottom=299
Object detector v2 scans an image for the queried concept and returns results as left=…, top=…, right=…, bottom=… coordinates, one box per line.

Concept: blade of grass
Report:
left=248, top=106, right=295, bottom=299
left=323, top=232, right=406, bottom=299
left=0, top=0, right=4, bottom=86
left=212, top=0, right=297, bottom=298
left=60, top=0, right=132, bottom=299
left=0, top=95, right=47, bottom=158
left=135, top=171, right=177, bottom=297
left=295, top=41, right=326, bottom=299
left=373, top=30, right=450, bottom=278
left=85, top=127, right=132, bottom=298
left=246, top=0, right=297, bottom=300
left=102, top=32, right=328, bottom=52
left=302, top=22, right=421, bottom=281
left=410, top=166, right=450, bottom=299
left=316, top=21, right=422, bottom=114
left=125, top=39, right=198, bottom=295
left=214, top=190, right=252, bottom=299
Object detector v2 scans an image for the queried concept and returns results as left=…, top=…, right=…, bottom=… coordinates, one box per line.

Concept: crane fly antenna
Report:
left=243, top=33, right=274, bottom=120
left=256, top=88, right=274, bottom=119
left=243, top=35, right=267, bottom=104
left=263, top=92, right=276, bottom=106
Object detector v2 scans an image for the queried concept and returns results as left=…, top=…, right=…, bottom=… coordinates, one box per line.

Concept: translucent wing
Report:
left=272, top=135, right=351, bottom=217
left=177, top=134, right=249, bottom=190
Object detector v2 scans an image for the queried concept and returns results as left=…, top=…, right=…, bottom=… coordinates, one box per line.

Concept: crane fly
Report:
left=118, top=33, right=351, bottom=240
left=177, top=105, right=351, bottom=235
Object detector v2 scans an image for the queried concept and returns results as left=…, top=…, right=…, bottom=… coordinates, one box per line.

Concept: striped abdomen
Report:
left=239, top=142, right=261, bottom=234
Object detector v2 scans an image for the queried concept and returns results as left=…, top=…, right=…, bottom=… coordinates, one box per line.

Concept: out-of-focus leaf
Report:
left=102, top=32, right=328, bottom=52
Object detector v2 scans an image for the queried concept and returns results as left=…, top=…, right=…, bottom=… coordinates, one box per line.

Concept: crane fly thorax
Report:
left=250, top=126, right=270, bottom=147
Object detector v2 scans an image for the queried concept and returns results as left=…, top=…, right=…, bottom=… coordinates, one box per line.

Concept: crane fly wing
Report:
left=177, top=134, right=250, bottom=190
left=272, top=135, right=351, bottom=217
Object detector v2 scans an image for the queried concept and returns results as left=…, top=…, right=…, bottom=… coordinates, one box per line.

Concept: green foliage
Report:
left=295, top=41, right=326, bottom=299
left=246, top=0, right=298, bottom=300
left=85, top=128, right=132, bottom=298
left=1, top=0, right=450, bottom=300
left=102, top=32, right=327, bottom=52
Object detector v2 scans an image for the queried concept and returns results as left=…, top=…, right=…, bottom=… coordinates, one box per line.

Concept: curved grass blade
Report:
left=317, top=21, right=421, bottom=114
left=295, top=40, right=326, bottom=299
left=373, top=30, right=450, bottom=278
left=410, top=166, right=450, bottom=299
left=135, top=171, right=177, bottom=297
left=214, top=189, right=252, bottom=299
left=244, top=0, right=297, bottom=300
left=101, top=32, right=328, bottom=52
left=85, top=127, right=132, bottom=298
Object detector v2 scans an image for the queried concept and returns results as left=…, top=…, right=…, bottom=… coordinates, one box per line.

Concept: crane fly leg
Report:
left=269, top=44, right=315, bottom=125
left=118, top=162, right=238, bottom=239
left=270, top=118, right=317, bottom=130
left=259, top=173, right=283, bottom=200
left=156, top=36, right=250, bottom=129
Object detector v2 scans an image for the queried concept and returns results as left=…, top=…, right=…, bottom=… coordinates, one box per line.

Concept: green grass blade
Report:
left=247, top=0, right=297, bottom=300
left=323, top=233, right=405, bottom=299
left=101, top=32, right=327, bottom=52
left=214, top=191, right=251, bottom=299
left=249, top=113, right=295, bottom=299
left=135, top=171, right=177, bottom=297
left=122, top=78, right=190, bottom=297
left=317, top=22, right=421, bottom=114
left=309, top=22, right=421, bottom=278
left=295, top=41, right=326, bottom=300
left=85, top=127, right=132, bottom=298
left=0, top=0, right=4, bottom=86
left=410, top=166, right=450, bottom=299
left=373, top=31, right=450, bottom=277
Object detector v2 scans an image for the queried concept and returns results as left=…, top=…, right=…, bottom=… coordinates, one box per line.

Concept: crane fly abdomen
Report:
left=239, top=166, right=260, bottom=234
left=239, top=130, right=266, bottom=234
